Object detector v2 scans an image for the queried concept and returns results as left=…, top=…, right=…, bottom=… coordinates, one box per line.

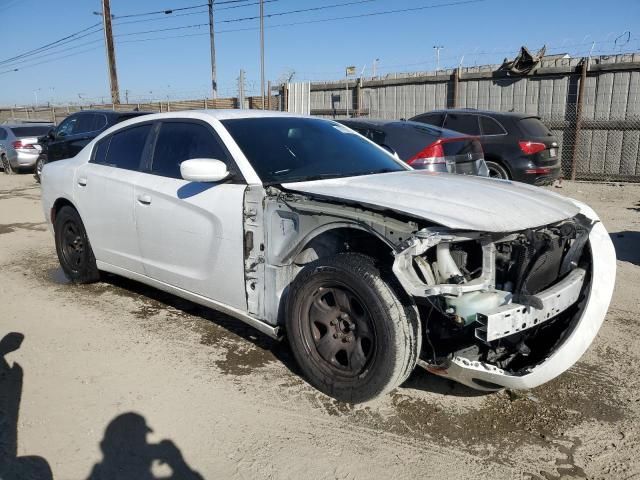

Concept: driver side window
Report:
left=150, top=121, right=229, bottom=179
left=55, top=116, right=78, bottom=138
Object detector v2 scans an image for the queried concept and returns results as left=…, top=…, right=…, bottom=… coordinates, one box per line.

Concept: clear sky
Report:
left=1, top=0, right=639, bottom=106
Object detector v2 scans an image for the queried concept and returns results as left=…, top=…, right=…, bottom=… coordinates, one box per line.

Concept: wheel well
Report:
left=51, top=198, right=76, bottom=225
left=293, top=227, right=394, bottom=267
left=484, top=155, right=511, bottom=177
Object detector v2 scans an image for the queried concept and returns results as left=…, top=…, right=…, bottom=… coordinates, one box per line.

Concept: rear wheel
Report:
left=1, top=154, right=14, bottom=175
left=286, top=253, right=421, bottom=403
left=486, top=160, right=510, bottom=180
left=54, top=206, right=100, bottom=284
left=34, top=156, right=45, bottom=183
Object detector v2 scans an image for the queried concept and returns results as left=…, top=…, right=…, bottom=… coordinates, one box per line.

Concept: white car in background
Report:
left=41, top=110, right=615, bottom=403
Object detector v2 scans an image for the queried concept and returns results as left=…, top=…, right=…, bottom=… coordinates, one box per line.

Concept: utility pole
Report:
left=433, top=45, right=444, bottom=72
left=124, top=89, right=129, bottom=104
left=259, top=0, right=265, bottom=109
left=102, top=0, right=120, bottom=103
left=208, top=0, right=217, bottom=99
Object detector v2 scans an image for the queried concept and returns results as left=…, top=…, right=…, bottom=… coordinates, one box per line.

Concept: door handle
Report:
left=77, top=177, right=87, bottom=187
left=137, top=194, right=152, bottom=205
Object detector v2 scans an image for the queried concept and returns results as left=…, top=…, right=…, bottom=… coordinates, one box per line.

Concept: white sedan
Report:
left=41, top=110, right=616, bottom=403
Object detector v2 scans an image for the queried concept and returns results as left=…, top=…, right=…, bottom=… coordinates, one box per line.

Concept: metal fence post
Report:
left=571, top=57, right=589, bottom=181
left=451, top=68, right=459, bottom=108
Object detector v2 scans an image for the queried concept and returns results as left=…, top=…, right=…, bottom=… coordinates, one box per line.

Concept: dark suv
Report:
left=409, top=109, right=560, bottom=185
left=35, top=109, right=149, bottom=182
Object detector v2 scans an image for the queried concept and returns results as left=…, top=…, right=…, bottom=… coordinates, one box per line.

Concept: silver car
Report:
left=0, top=123, right=53, bottom=174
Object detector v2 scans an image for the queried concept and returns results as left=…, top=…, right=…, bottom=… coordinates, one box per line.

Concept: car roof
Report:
left=339, top=118, right=470, bottom=137
left=104, top=109, right=312, bottom=126
left=1, top=123, right=53, bottom=128
left=421, top=108, right=539, bottom=119
left=65, top=109, right=150, bottom=117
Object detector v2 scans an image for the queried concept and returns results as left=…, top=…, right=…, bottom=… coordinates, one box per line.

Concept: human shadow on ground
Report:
left=610, top=231, right=640, bottom=266
left=0, top=332, right=53, bottom=480
left=87, top=412, right=204, bottom=480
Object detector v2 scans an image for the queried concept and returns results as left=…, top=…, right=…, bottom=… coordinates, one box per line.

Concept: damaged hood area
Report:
left=282, top=170, right=580, bottom=232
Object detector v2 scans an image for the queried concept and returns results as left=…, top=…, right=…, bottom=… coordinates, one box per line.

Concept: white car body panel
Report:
left=74, top=162, right=146, bottom=274
left=40, top=109, right=615, bottom=395
left=134, top=174, right=247, bottom=310
left=284, top=170, right=580, bottom=232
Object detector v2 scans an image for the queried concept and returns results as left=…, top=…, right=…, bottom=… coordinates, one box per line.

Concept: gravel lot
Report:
left=1, top=173, right=639, bottom=479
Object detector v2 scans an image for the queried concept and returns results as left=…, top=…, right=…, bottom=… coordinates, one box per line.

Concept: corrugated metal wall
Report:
left=304, top=53, right=640, bottom=181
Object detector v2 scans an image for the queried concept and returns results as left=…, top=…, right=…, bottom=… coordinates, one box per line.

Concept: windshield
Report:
left=221, top=117, right=407, bottom=184
left=10, top=126, right=51, bottom=137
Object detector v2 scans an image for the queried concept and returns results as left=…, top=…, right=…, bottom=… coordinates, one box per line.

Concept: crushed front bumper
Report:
left=423, top=216, right=615, bottom=391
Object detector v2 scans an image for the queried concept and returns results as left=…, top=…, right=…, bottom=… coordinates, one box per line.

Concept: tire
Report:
left=54, top=206, right=100, bottom=284
left=1, top=154, right=14, bottom=175
left=485, top=160, right=510, bottom=180
left=34, top=156, right=45, bottom=183
left=286, top=253, right=421, bottom=403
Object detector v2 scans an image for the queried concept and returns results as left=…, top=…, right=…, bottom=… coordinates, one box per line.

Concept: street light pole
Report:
left=208, top=0, right=217, bottom=99
left=433, top=45, right=444, bottom=72
left=260, top=0, right=265, bottom=109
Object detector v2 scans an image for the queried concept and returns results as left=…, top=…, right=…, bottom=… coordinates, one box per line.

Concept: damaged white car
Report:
left=41, top=110, right=616, bottom=403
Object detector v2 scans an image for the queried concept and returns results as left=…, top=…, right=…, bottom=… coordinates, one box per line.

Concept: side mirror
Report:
left=48, top=129, right=55, bottom=139
left=180, top=158, right=231, bottom=183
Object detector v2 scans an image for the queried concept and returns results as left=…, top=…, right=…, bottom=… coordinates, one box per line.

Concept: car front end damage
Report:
left=392, top=202, right=616, bottom=391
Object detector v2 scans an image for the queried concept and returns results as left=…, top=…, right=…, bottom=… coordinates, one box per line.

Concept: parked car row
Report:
left=2, top=107, right=561, bottom=187
left=409, top=109, right=561, bottom=185
left=40, top=109, right=614, bottom=403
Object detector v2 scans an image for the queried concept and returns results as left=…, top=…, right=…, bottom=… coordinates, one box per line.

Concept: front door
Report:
left=134, top=120, right=247, bottom=310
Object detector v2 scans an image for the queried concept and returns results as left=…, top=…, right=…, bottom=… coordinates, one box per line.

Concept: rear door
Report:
left=134, top=119, right=248, bottom=310
left=442, top=112, right=481, bottom=136
left=74, top=123, right=154, bottom=274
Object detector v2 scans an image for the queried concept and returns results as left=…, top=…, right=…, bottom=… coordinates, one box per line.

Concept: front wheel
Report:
left=54, top=206, right=100, bottom=283
left=485, top=160, right=510, bottom=180
left=286, top=254, right=421, bottom=403
left=1, top=154, right=14, bottom=175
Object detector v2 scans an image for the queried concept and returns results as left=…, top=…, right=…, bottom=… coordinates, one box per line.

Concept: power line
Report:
left=0, top=46, right=103, bottom=76
left=116, top=23, right=209, bottom=38
left=113, top=9, right=209, bottom=27
left=114, top=0, right=486, bottom=43
left=0, top=22, right=102, bottom=66
left=0, top=39, right=104, bottom=69
left=114, top=3, right=208, bottom=19
left=216, top=0, right=380, bottom=24
left=213, top=0, right=487, bottom=33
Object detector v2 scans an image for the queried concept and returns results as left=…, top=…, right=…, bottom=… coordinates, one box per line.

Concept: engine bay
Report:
left=393, top=215, right=594, bottom=377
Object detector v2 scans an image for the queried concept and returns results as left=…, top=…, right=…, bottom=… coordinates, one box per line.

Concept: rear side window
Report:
left=443, top=114, right=480, bottom=135
left=103, top=124, right=152, bottom=171
left=151, top=122, right=229, bottom=179
left=92, top=137, right=111, bottom=165
left=9, top=126, right=51, bottom=137
left=0, top=128, right=7, bottom=140
left=480, top=116, right=507, bottom=135
left=412, top=113, right=444, bottom=127
left=519, top=117, right=552, bottom=137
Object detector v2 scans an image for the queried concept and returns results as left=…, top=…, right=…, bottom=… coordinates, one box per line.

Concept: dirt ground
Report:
left=0, top=173, right=638, bottom=480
